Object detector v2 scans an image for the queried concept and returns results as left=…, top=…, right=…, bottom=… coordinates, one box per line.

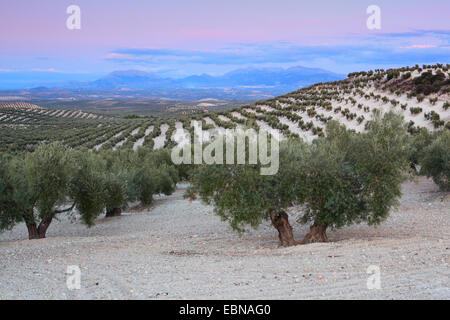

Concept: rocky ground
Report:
left=0, top=177, right=448, bottom=299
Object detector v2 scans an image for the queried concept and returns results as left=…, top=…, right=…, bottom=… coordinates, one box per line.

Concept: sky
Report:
left=0, top=0, right=449, bottom=87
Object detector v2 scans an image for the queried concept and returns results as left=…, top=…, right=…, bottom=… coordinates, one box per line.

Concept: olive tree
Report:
left=407, top=127, right=435, bottom=172
left=187, top=111, right=410, bottom=246
left=0, top=153, right=22, bottom=232
left=97, top=149, right=133, bottom=217
left=407, top=128, right=449, bottom=191
left=186, top=138, right=305, bottom=246
left=0, top=143, right=75, bottom=239
left=418, top=130, right=449, bottom=191
left=296, top=112, right=409, bottom=243
left=69, top=150, right=107, bottom=226
left=128, top=148, right=179, bottom=206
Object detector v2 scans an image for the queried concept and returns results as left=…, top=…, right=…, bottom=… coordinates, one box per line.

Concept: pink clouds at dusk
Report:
left=0, top=0, right=449, bottom=82
left=401, top=44, right=438, bottom=49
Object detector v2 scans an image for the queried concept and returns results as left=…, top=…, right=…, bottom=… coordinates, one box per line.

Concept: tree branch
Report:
left=53, top=202, right=76, bottom=214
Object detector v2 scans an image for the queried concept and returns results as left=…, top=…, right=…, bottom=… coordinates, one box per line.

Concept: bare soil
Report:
left=0, top=177, right=448, bottom=299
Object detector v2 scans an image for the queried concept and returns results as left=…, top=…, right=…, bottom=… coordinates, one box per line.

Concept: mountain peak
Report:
left=104, top=69, right=161, bottom=78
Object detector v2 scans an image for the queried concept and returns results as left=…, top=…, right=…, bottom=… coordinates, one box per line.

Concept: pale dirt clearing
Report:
left=153, top=124, right=169, bottom=150
left=133, top=125, right=154, bottom=151
left=0, top=177, right=448, bottom=300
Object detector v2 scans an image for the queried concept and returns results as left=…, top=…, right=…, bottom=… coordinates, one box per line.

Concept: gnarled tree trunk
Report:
left=105, top=208, right=122, bottom=217
left=26, top=222, right=39, bottom=240
left=24, top=210, right=39, bottom=240
left=24, top=204, right=74, bottom=240
left=302, top=222, right=328, bottom=244
left=269, top=210, right=297, bottom=247
left=26, top=217, right=53, bottom=239
left=37, top=217, right=53, bottom=239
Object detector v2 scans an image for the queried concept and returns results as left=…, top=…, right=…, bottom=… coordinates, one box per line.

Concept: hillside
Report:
left=0, top=64, right=449, bottom=300
left=0, top=64, right=448, bottom=154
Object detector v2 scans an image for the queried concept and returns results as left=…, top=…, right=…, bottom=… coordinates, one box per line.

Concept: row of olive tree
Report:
left=186, top=111, right=411, bottom=246
left=0, top=145, right=179, bottom=239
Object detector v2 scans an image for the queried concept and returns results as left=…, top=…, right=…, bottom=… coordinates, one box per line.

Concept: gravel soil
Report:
left=0, top=177, right=448, bottom=299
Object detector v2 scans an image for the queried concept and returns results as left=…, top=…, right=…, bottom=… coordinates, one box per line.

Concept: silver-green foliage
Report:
left=419, top=130, right=450, bottom=191
left=188, top=111, right=410, bottom=236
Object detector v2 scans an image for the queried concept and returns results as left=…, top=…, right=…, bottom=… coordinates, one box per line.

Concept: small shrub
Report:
left=409, top=107, right=422, bottom=115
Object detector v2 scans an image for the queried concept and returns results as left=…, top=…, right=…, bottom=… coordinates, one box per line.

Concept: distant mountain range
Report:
left=80, top=66, right=343, bottom=90
left=0, top=66, right=344, bottom=100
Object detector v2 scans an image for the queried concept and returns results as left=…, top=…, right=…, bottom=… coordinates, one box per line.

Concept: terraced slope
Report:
left=1, top=64, right=448, bottom=153
left=0, top=102, right=104, bottom=120
left=218, top=64, right=449, bottom=142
